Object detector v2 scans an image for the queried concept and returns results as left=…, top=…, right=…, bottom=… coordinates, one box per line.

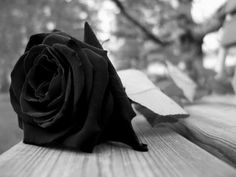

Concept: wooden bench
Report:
left=0, top=95, right=236, bottom=177
left=171, top=95, right=236, bottom=168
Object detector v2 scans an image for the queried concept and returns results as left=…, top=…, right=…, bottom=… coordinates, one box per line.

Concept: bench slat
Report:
left=0, top=116, right=236, bottom=177
left=171, top=95, right=236, bottom=167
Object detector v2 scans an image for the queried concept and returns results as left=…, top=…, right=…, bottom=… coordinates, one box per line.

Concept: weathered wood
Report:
left=0, top=116, right=236, bottom=177
left=172, top=95, right=236, bottom=167
left=197, top=94, right=236, bottom=105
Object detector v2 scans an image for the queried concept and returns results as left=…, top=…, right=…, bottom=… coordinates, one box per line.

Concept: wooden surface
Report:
left=1, top=95, right=236, bottom=177
left=198, top=94, right=236, bottom=105
left=1, top=116, right=236, bottom=177
left=172, top=95, right=236, bottom=167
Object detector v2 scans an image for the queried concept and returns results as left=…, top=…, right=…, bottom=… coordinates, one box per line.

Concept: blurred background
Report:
left=0, top=0, right=235, bottom=154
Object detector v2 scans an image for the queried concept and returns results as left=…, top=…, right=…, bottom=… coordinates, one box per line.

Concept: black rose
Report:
left=9, top=22, right=147, bottom=152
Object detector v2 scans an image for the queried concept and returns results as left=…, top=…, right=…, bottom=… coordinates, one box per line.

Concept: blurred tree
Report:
left=111, top=0, right=225, bottom=85
left=0, top=0, right=228, bottom=93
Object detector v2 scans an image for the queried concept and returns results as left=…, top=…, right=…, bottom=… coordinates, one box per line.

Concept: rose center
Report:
left=31, top=55, right=59, bottom=99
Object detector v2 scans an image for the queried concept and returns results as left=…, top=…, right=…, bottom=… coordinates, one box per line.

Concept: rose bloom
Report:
left=9, top=22, right=147, bottom=152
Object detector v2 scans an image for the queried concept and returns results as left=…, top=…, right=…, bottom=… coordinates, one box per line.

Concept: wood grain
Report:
left=196, top=94, right=236, bottom=106
left=172, top=95, right=236, bottom=167
left=0, top=116, right=236, bottom=177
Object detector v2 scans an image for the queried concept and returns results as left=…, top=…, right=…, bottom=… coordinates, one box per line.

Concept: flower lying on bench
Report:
left=9, top=22, right=147, bottom=153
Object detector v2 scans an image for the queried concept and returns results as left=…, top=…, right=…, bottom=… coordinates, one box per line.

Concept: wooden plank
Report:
left=171, top=96, right=236, bottom=167
left=0, top=116, right=236, bottom=177
left=196, top=94, right=236, bottom=106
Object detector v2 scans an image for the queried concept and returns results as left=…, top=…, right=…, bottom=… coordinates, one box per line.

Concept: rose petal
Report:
left=11, top=52, right=28, bottom=98
left=45, top=46, right=68, bottom=68
left=46, top=67, right=64, bottom=103
left=23, top=121, right=72, bottom=145
left=24, top=44, right=47, bottom=73
left=20, top=51, right=65, bottom=117
left=25, top=46, right=68, bottom=108
left=27, top=59, right=54, bottom=90
left=84, top=22, right=103, bottom=49
left=9, top=86, right=24, bottom=127
left=35, top=71, right=72, bottom=128
left=72, top=38, right=107, bottom=58
left=23, top=82, right=38, bottom=102
left=47, top=75, right=65, bottom=107
left=21, top=53, right=68, bottom=124
left=37, top=54, right=58, bottom=73
left=25, top=33, right=49, bottom=52
left=24, top=108, right=58, bottom=118
left=43, top=33, right=70, bottom=46
left=20, top=79, right=61, bottom=120
left=62, top=48, right=109, bottom=150
left=20, top=85, right=57, bottom=118
left=68, top=40, right=94, bottom=103
left=35, top=81, right=50, bottom=99
left=52, top=44, right=84, bottom=116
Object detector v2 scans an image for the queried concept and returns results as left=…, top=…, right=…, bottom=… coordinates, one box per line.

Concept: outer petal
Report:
left=10, top=52, right=28, bottom=100
left=62, top=48, right=109, bottom=152
left=84, top=22, right=103, bottom=49
left=42, top=33, right=70, bottom=46
left=9, top=87, right=23, bottom=128
left=24, top=44, right=47, bottom=74
left=52, top=44, right=85, bottom=118
left=67, top=40, right=93, bottom=103
left=25, top=33, right=49, bottom=52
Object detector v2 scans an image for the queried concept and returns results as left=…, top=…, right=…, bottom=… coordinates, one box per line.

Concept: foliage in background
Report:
left=0, top=0, right=234, bottom=97
left=111, top=0, right=223, bottom=70
left=111, top=0, right=235, bottom=97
